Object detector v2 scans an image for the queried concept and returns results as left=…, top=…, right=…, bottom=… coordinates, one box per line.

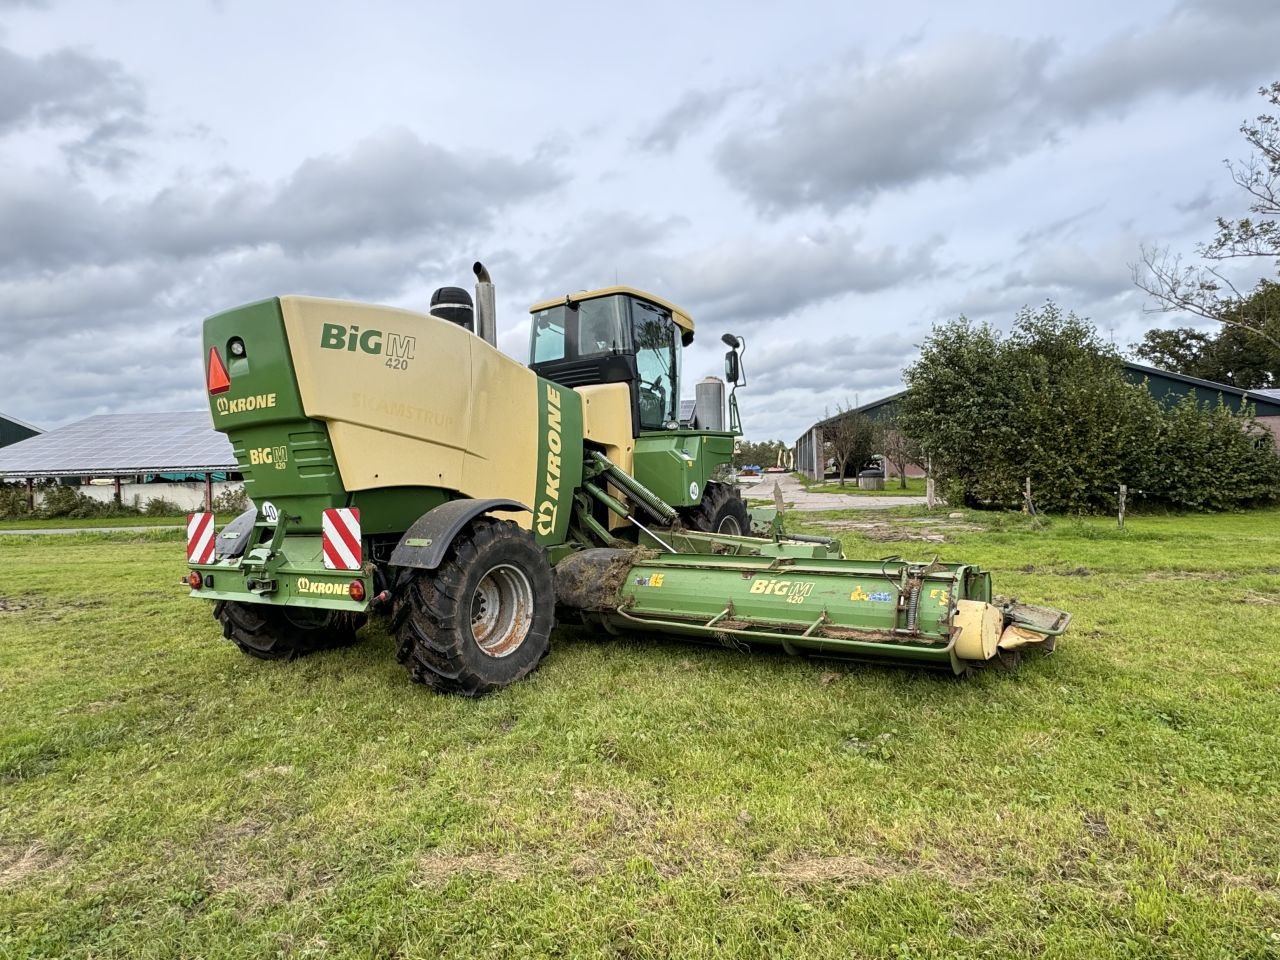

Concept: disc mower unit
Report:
left=186, top=263, right=1069, bottom=693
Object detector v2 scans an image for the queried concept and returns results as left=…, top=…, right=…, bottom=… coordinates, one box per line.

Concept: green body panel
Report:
left=205, top=299, right=346, bottom=533
left=533, top=379, right=584, bottom=546
left=349, top=486, right=451, bottom=536
left=632, top=430, right=735, bottom=507
left=189, top=530, right=369, bottom=613
left=607, top=556, right=990, bottom=671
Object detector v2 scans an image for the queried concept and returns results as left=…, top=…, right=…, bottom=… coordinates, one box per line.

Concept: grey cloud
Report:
left=521, top=215, right=940, bottom=329
left=942, top=240, right=1146, bottom=329
left=1175, top=186, right=1217, bottom=215
left=0, top=128, right=565, bottom=273
left=521, top=211, right=688, bottom=295
left=0, top=130, right=564, bottom=426
left=62, top=115, right=149, bottom=173
left=1017, top=205, right=1104, bottom=248
left=715, top=36, right=1056, bottom=214
left=715, top=1, right=1280, bottom=214
left=0, top=42, right=145, bottom=163
left=744, top=330, right=919, bottom=401
left=669, top=231, right=941, bottom=328
left=1050, top=0, right=1280, bottom=118
left=638, top=86, right=739, bottom=153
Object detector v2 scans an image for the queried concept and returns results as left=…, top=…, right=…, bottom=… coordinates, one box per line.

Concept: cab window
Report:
left=575, top=296, right=626, bottom=356
left=530, top=309, right=565, bottom=363
left=632, top=299, right=677, bottom=428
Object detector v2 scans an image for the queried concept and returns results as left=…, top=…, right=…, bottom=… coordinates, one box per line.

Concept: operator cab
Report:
left=528, top=288, right=694, bottom=434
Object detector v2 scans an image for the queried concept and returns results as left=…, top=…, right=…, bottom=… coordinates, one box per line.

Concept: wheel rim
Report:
left=469, top=563, right=535, bottom=658
left=716, top=515, right=742, bottom=535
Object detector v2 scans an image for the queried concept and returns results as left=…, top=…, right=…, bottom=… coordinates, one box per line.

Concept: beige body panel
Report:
left=576, top=383, right=634, bottom=475
left=576, top=383, right=636, bottom=529
left=279, top=296, right=540, bottom=526
left=953, top=599, right=1001, bottom=660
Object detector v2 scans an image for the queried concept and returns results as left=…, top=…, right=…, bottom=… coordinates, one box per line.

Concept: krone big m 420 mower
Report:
left=186, top=264, right=1069, bottom=694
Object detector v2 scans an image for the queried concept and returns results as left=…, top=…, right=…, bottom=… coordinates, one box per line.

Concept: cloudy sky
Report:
left=1, top=0, right=1276, bottom=442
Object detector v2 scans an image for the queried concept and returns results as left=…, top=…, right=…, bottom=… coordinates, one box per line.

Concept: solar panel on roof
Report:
left=0, top=412, right=236, bottom=478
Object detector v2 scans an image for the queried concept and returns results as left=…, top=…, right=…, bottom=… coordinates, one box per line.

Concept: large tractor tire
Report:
left=392, top=517, right=555, bottom=696
left=213, top=600, right=365, bottom=661
left=681, top=482, right=750, bottom=535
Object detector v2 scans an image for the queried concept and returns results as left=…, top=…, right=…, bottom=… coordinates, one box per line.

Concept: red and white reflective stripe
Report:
left=321, top=507, right=362, bottom=571
left=187, top=512, right=215, bottom=564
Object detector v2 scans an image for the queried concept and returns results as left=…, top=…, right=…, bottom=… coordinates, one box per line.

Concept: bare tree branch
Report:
left=1133, top=245, right=1280, bottom=350
left=1135, top=82, right=1280, bottom=354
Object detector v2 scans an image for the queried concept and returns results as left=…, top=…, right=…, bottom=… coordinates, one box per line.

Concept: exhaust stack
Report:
left=473, top=261, right=497, bottom=347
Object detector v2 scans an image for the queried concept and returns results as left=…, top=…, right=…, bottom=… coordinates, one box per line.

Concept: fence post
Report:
left=1118, top=484, right=1127, bottom=529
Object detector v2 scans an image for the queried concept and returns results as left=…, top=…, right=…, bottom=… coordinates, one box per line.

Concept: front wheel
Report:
left=392, top=517, right=555, bottom=696
left=213, top=600, right=365, bottom=661
left=681, top=482, right=751, bottom=535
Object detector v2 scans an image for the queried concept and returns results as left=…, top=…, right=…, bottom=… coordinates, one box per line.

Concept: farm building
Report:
left=0, top=412, right=238, bottom=511
left=0, top=411, right=42, bottom=449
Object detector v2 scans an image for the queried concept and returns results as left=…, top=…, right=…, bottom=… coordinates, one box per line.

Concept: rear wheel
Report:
left=213, top=600, right=365, bottom=661
left=392, top=517, right=555, bottom=696
left=681, top=481, right=750, bottom=535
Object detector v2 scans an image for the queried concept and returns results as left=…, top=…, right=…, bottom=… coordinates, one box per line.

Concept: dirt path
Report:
left=741, top=472, right=930, bottom=512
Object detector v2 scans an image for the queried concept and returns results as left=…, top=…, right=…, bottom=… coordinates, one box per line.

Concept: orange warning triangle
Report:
left=207, top=346, right=231, bottom=395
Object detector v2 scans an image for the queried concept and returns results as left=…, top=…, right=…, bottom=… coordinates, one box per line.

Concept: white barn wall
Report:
left=36, top=481, right=244, bottom=511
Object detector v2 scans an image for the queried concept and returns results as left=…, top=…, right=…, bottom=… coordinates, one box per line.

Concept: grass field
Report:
left=802, top=477, right=928, bottom=496
left=2, top=511, right=1279, bottom=959
left=0, top=514, right=221, bottom=531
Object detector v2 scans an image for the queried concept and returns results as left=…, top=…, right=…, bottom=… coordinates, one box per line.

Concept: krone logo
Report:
left=296, top=577, right=350, bottom=596
left=535, top=384, right=563, bottom=537
left=215, top=393, right=277, bottom=416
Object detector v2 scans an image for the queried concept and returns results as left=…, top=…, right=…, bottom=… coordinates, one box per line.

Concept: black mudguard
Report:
left=390, top=499, right=529, bottom=570
left=215, top=507, right=258, bottom=560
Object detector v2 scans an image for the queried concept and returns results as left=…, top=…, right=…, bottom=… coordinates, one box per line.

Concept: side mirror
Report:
left=724, top=350, right=739, bottom=384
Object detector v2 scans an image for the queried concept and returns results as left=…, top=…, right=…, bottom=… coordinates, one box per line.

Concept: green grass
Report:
left=0, top=514, right=215, bottom=530
left=2, top=513, right=1280, bottom=959
left=804, top=476, right=928, bottom=496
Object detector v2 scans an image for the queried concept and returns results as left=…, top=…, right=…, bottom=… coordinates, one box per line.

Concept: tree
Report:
left=902, top=304, right=1161, bottom=512
left=823, top=404, right=880, bottom=487
left=902, top=302, right=1279, bottom=511
left=733, top=439, right=788, bottom=469
left=880, top=414, right=922, bottom=489
left=1133, top=282, right=1280, bottom=388
left=1135, top=82, right=1280, bottom=353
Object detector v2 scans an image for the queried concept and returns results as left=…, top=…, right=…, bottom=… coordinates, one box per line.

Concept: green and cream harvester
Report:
left=185, top=263, right=1069, bottom=694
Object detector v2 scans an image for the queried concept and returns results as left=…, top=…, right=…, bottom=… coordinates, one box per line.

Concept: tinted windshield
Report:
left=530, top=307, right=566, bottom=363
left=632, top=299, right=678, bottom=428
left=530, top=295, right=629, bottom=363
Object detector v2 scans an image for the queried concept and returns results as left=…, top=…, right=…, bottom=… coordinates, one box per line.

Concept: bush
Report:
left=212, top=485, right=249, bottom=514
left=38, top=485, right=141, bottom=519
left=143, top=496, right=185, bottom=516
left=1138, top=397, right=1280, bottom=510
left=0, top=484, right=32, bottom=520
left=902, top=303, right=1280, bottom=512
